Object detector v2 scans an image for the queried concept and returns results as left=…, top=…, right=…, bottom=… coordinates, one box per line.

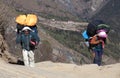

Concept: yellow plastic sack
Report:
left=15, top=15, right=26, bottom=25
left=15, top=14, right=38, bottom=26
left=25, top=14, right=38, bottom=26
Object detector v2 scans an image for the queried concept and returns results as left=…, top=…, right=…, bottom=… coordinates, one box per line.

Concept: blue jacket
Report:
left=16, top=31, right=40, bottom=51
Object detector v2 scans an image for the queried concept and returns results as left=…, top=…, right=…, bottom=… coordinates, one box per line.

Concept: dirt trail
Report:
left=0, top=59, right=120, bottom=78
left=39, top=18, right=88, bottom=32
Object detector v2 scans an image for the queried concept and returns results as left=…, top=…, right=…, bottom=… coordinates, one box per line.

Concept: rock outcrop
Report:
left=0, top=34, right=17, bottom=63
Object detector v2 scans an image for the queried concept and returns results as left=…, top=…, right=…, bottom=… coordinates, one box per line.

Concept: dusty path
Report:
left=0, top=59, right=120, bottom=78
left=39, top=18, right=88, bottom=32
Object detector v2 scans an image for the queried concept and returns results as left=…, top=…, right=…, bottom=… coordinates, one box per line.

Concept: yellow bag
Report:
left=25, top=14, right=38, bottom=26
left=15, top=14, right=38, bottom=26
left=15, top=15, right=26, bottom=25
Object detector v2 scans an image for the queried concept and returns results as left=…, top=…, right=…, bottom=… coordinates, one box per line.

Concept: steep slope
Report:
left=39, top=19, right=119, bottom=65
left=38, top=26, right=91, bottom=64
left=3, top=0, right=109, bottom=21
left=0, top=0, right=18, bottom=63
left=0, top=60, right=120, bottom=78
left=0, top=0, right=119, bottom=65
left=0, top=0, right=91, bottom=64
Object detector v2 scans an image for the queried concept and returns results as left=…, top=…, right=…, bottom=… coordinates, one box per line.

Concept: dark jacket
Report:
left=16, top=31, right=40, bottom=51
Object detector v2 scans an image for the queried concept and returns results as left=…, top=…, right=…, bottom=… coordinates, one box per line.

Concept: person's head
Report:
left=97, top=31, right=107, bottom=38
left=22, top=27, right=32, bottom=34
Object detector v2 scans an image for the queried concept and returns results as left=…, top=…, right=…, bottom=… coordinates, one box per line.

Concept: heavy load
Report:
left=25, top=14, right=38, bottom=26
left=82, top=20, right=110, bottom=49
left=15, top=14, right=38, bottom=26
left=15, top=15, right=26, bottom=25
left=86, top=20, right=110, bottom=37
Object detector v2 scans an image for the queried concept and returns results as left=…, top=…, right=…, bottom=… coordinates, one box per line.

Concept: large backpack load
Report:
left=16, top=14, right=38, bottom=26
left=82, top=20, right=110, bottom=50
left=86, top=20, right=110, bottom=37
left=25, top=14, right=38, bottom=26
left=15, top=14, right=38, bottom=34
left=15, top=15, right=26, bottom=25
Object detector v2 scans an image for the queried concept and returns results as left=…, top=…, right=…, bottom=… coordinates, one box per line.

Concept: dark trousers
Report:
left=93, top=49, right=103, bottom=66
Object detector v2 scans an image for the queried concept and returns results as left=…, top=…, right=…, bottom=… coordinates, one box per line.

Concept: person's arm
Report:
left=31, top=32, right=40, bottom=45
left=35, top=34, right=40, bottom=45
left=16, top=34, right=22, bottom=44
left=90, top=35, right=102, bottom=44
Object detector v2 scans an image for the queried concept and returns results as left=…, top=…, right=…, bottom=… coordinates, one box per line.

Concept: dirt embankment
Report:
left=0, top=60, right=120, bottom=78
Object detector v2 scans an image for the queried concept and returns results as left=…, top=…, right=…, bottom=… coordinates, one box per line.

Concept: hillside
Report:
left=0, top=0, right=92, bottom=64
left=3, top=0, right=109, bottom=21
left=39, top=19, right=119, bottom=64
left=0, top=59, right=120, bottom=78
left=0, top=0, right=119, bottom=65
left=0, top=0, right=120, bottom=77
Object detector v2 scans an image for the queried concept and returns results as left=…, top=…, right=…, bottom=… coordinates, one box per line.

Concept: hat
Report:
left=97, top=31, right=107, bottom=38
left=22, top=27, right=32, bottom=31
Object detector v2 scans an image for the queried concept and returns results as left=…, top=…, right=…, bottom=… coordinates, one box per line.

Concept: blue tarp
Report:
left=82, top=30, right=89, bottom=39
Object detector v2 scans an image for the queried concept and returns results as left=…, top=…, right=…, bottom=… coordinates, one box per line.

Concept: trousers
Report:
left=93, top=49, right=103, bottom=66
left=22, top=49, right=35, bottom=67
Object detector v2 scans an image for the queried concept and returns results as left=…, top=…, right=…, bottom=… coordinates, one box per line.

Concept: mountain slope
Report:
left=0, top=0, right=119, bottom=65
left=0, top=0, right=92, bottom=64
left=3, top=0, right=109, bottom=21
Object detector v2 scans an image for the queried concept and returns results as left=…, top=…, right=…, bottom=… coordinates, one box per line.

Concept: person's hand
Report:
left=30, top=41, right=36, bottom=45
